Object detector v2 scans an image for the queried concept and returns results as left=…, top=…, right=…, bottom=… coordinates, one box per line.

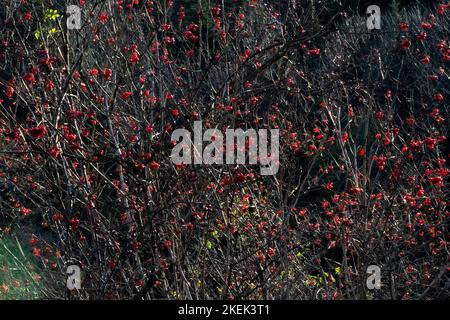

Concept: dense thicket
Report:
left=0, top=0, right=448, bottom=299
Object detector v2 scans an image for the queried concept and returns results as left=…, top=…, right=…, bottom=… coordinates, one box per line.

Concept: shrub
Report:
left=0, top=0, right=448, bottom=299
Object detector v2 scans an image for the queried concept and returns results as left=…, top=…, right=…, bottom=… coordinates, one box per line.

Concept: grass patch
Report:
left=0, top=236, right=46, bottom=300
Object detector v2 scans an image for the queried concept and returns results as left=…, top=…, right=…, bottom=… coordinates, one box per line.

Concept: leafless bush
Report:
left=0, top=0, right=448, bottom=299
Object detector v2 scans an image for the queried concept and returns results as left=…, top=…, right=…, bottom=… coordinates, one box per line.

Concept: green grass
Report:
left=0, top=236, right=46, bottom=300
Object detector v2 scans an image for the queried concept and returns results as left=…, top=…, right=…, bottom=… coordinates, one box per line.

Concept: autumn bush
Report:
left=0, top=0, right=449, bottom=299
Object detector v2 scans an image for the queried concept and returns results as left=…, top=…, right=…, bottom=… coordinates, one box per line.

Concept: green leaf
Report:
left=45, top=9, right=61, bottom=21
left=48, top=28, right=59, bottom=36
left=334, top=266, right=341, bottom=275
